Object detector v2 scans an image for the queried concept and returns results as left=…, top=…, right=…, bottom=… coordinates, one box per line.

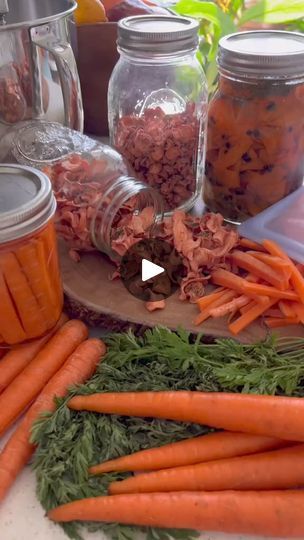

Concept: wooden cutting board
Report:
left=59, top=242, right=304, bottom=343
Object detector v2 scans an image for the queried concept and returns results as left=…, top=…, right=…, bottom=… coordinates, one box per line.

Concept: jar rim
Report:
left=218, top=30, right=304, bottom=79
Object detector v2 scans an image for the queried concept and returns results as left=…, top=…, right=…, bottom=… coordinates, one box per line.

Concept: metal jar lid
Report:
left=118, top=15, right=199, bottom=54
left=0, top=164, right=56, bottom=243
left=218, top=30, right=304, bottom=78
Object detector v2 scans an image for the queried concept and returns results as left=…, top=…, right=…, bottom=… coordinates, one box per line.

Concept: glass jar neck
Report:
left=90, top=175, right=164, bottom=260
left=218, top=66, right=304, bottom=86
left=118, top=47, right=197, bottom=65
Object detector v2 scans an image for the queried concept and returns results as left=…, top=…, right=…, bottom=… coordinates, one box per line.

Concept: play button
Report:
left=120, top=238, right=184, bottom=301
left=142, top=259, right=164, bottom=282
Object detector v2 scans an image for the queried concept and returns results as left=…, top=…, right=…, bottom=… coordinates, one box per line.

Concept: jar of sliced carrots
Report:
left=0, top=164, right=63, bottom=346
left=204, top=31, right=304, bottom=223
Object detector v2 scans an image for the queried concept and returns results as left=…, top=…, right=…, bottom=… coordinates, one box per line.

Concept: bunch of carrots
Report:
left=0, top=315, right=106, bottom=502
left=195, top=238, right=304, bottom=334
left=47, top=389, right=304, bottom=538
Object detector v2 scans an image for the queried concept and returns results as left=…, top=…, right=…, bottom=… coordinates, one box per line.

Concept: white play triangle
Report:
left=141, top=258, right=165, bottom=282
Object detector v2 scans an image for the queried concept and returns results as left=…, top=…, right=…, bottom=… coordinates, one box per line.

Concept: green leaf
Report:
left=239, top=0, right=304, bottom=24
left=173, top=0, right=236, bottom=35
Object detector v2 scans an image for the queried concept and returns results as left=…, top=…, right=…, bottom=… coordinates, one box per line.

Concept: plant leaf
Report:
left=173, top=0, right=236, bottom=35
left=239, top=0, right=304, bottom=24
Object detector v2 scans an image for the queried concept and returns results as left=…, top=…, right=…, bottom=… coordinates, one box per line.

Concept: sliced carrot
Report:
left=263, top=239, right=304, bottom=303
left=290, top=303, right=304, bottom=324
left=231, top=250, right=286, bottom=290
left=278, top=301, right=296, bottom=318
left=194, top=290, right=236, bottom=326
left=209, top=295, right=250, bottom=318
left=248, top=252, right=291, bottom=271
left=228, top=298, right=277, bottom=335
left=265, top=308, right=286, bottom=318
left=240, top=300, right=257, bottom=314
left=243, top=282, right=298, bottom=301
left=265, top=317, right=299, bottom=329
left=239, top=238, right=266, bottom=251
left=196, top=288, right=225, bottom=311
left=211, top=269, right=268, bottom=304
left=0, top=272, right=27, bottom=344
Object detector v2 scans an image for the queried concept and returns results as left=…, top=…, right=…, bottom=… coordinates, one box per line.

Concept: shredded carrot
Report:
left=228, top=298, right=277, bottom=335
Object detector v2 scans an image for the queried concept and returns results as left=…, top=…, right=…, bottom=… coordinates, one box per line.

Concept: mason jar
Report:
left=203, top=30, right=304, bottom=224
left=108, top=15, right=208, bottom=214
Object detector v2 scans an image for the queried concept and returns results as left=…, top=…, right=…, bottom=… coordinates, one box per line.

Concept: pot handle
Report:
left=30, top=23, right=84, bottom=132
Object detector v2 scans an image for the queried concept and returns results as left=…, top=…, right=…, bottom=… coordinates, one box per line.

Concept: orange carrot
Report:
left=89, top=431, right=286, bottom=475
left=0, top=272, right=27, bottom=344
left=209, top=295, right=250, bottom=318
left=211, top=269, right=268, bottom=304
left=263, top=239, right=304, bottom=303
left=278, top=301, right=295, bottom=318
left=229, top=298, right=277, bottom=335
left=0, top=338, right=106, bottom=502
left=239, top=238, right=266, bottom=251
left=291, top=303, right=304, bottom=324
left=0, top=314, right=68, bottom=393
left=248, top=251, right=291, bottom=271
left=265, top=317, right=299, bottom=329
left=196, top=288, right=224, bottom=310
left=109, top=444, right=302, bottom=495
left=264, top=308, right=284, bottom=318
left=194, top=290, right=236, bottom=326
left=242, top=281, right=298, bottom=301
left=0, top=319, right=88, bottom=437
left=231, top=250, right=286, bottom=290
left=68, top=390, right=304, bottom=442
left=48, top=490, right=304, bottom=537
left=240, top=300, right=256, bottom=314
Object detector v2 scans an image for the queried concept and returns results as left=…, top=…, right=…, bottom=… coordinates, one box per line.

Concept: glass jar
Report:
left=204, top=30, right=304, bottom=224
left=108, top=15, right=208, bottom=214
left=0, top=164, right=63, bottom=345
left=11, top=121, right=164, bottom=261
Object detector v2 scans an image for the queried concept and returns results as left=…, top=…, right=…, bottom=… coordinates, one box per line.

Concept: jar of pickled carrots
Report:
left=203, top=31, right=304, bottom=223
left=0, top=164, right=63, bottom=345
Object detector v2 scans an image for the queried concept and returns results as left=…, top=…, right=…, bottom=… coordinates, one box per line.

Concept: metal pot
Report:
left=0, top=0, right=83, bottom=153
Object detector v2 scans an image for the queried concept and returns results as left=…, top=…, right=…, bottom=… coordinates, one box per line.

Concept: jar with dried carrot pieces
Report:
left=0, top=164, right=63, bottom=346
left=204, top=30, right=304, bottom=224
left=108, top=15, right=208, bottom=214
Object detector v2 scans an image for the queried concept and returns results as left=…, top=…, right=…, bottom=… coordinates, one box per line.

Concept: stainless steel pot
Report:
left=0, top=0, right=83, bottom=149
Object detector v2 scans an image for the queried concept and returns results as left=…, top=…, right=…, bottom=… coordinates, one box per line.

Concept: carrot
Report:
left=0, top=337, right=106, bottom=502
left=290, top=303, right=304, bottom=324
left=265, top=317, right=300, bottom=329
left=48, top=490, right=304, bottom=537
left=0, top=313, right=68, bottom=393
left=240, top=300, right=257, bottom=314
left=248, top=251, right=291, bottom=271
left=278, top=301, right=295, bottom=318
left=194, top=290, right=236, bottom=326
left=68, top=390, right=304, bottom=442
left=264, top=308, right=285, bottom=318
left=242, top=282, right=298, bottom=301
left=0, top=272, right=27, bottom=344
left=210, top=269, right=268, bottom=304
left=109, top=443, right=302, bottom=495
left=229, top=298, right=277, bottom=335
left=196, top=288, right=224, bottom=310
left=209, top=295, right=250, bottom=318
left=239, top=238, right=266, bottom=251
left=0, top=253, right=48, bottom=338
left=263, top=239, right=304, bottom=303
left=230, top=250, right=286, bottom=290
left=0, top=319, right=88, bottom=437
left=89, top=431, right=286, bottom=476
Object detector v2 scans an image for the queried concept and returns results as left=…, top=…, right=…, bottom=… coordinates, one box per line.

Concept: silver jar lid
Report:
left=218, top=30, right=304, bottom=78
left=0, top=164, right=56, bottom=243
left=118, top=15, right=199, bottom=54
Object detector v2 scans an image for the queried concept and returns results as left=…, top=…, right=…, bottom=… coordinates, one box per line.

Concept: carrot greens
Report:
left=32, top=327, right=304, bottom=540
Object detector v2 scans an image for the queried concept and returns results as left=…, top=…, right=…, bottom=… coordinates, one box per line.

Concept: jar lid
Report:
left=118, top=15, right=199, bottom=54
left=0, top=164, right=56, bottom=243
left=218, top=30, right=304, bottom=78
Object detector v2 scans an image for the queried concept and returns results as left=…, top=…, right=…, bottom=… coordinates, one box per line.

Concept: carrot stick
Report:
left=0, top=313, right=68, bottom=393
left=109, top=443, right=303, bottom=495
left=231, top=250, right=286, bottom=290
left=68, top=390, right=304, bottom=442
left=263, top=239, right=304, bottom=303
left=265, top=317, right=300, bottom=329
left=290, top=303, right=304, bottom=324
left=229, top=298, right=277, bottom=335
left=0, top=272, right=27, bottom=344
left=211, top=269, right=268, bottom=304
left=0, top=337, right=106, bottom=502
left=89, top=431, right=287, bottom=476
left=278, top=301, right=295, bottom=318
left=48, top=490, right=304, bottom=537
left=239, top=238, right=266, bottom=251
left=209, top=295, right=250, bottom=318
left=240, top=300, right=257, bottom=314
left=194, top=290, right=236, bottom=326
left=0, top=253, right=48, bottom=338
left=242, top=282, right=298, bottom=301
left=0, top=319, right=88, bottom=437
left=264, top=308, right=284, bottom=318
left=196, top=288, right=225, bottom=311
left=247, top=252, right=291, bottom=271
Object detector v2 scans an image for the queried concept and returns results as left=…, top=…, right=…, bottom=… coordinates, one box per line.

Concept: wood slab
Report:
left=59, top=242, right=304, bottom=343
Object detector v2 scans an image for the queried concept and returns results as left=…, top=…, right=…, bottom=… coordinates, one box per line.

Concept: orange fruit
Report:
left=74, top=0, right=107, bottom=24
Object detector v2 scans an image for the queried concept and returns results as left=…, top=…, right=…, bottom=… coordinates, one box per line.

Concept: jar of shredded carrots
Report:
left=204, top=31, right=304, bottom=223
left=0, top=164, right=63, bottom=345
